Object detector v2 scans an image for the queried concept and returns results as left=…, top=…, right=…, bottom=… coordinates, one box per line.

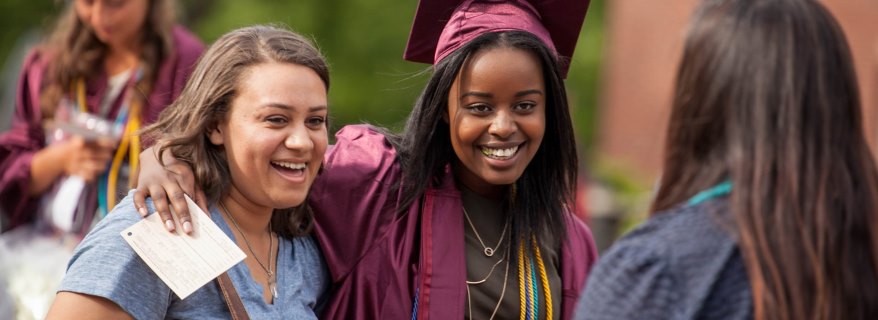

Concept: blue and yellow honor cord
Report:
left=518, top=234, right=552, bottom=320
left=71, top=69, right=142, bottom=216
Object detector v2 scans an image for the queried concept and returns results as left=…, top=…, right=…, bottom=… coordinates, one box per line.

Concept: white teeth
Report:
left=272, top=161, right=306, bottom=170
left=480, top=146, right=519, bottom=159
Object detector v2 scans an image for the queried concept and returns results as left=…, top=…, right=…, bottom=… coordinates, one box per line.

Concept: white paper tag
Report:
left=121, top=195, right=245, bottom=299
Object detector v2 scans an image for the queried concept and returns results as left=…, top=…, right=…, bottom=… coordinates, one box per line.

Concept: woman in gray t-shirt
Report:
left=46, top=25, right=332, bottom=319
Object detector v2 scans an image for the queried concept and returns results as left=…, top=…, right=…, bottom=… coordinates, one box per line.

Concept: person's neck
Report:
left=220, top=192, right=273, bottom=236
left=104, top=42, right=142, bottom=76
left=452, top=162, right=506, bottom=200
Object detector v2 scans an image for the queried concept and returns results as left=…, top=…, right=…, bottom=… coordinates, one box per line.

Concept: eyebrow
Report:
left=263, top=104, right=328, bottom=112
left=459, top=89, right=544, bottom=99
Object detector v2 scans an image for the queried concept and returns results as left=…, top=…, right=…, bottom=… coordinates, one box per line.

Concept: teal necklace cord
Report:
left=687, top=180, right=733, bottom=206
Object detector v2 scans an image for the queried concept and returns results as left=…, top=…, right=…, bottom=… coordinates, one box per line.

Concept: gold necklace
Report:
left=220, top=201, right=277, bottom=300
left=466, top=254, right=509, bottom=320
left=466, top=258, right=505, bottom=285
left=463, top=207, right=508, bottom=257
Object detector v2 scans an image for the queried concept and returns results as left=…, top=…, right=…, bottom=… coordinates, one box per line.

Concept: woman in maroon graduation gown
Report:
left=0, top=0, right=204, bottom=234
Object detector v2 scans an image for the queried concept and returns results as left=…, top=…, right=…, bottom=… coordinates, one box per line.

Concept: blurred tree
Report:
left=187, top=0, right=427, bottom=134
left=0, top=0, right=56, bottom=69
left=569, top=0, right=605, bottom=159
left=0, top=0, right=603, bottom=150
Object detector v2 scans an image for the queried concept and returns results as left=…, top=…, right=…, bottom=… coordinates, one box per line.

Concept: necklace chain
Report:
left=466, top=257, right=505, bottom=285
left=463, top=207, right=508, bottom=257
left=466, top=253, right=510, bottom=320
left=462, top=205, right=512, bottom=319
left=220, top=201, right=277, bottom=300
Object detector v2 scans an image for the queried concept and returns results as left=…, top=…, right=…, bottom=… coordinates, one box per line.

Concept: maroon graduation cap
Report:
left=404, top=0, right=590, bottom=78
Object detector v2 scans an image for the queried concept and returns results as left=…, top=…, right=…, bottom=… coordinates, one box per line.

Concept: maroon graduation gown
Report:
left=309, top=125, right=599, bottom=319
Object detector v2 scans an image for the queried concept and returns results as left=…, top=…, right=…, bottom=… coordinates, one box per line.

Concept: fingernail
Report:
left=183, top=221, right=193, bottom=234
left=138, top=207, right=148, bottom=217
left=165, top=220, right=175, bottom=232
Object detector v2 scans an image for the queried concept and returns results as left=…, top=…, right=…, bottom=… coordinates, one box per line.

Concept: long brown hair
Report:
left=141, top=25, right=330, bottom=238
left=653, top=0, right=878, bottom=318
left=38, top=0, right=175, bottom=119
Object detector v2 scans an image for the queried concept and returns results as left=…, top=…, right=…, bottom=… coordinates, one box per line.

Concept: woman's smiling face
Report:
left=209, top=62, right=328, bottom=210
left=446, top=47, right=546, bottom=197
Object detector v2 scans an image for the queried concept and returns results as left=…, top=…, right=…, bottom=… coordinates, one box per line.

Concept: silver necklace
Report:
left=462, top=207, right=508, bottom=257
left=220, top=201, right=277, bottom=300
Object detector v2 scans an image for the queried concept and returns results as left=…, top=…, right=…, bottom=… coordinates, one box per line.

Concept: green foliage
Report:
left=0, top=0, right=604, bottom=145
left=186, top=0, right=428, bottom=134
left=0, top=0, right=57, bottom=69
left=184, top=0, right=604, bottom=142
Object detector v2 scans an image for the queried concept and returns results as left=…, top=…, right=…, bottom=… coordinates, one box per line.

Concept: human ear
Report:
left=208, top=123, right=224, bottom=145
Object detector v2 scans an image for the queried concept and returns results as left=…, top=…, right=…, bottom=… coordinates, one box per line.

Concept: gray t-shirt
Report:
left=58, top=191, right=328, bottom=320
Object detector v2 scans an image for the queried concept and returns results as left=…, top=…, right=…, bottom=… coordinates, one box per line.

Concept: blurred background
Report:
left=0, top=0, right=876, bottom=254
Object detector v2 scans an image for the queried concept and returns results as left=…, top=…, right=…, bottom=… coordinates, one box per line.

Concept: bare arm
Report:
left=132, top=145, right=207, bottom=234
left=29, top=137, right=115, bottom=195
left=45, top=292, right=134, bottom=320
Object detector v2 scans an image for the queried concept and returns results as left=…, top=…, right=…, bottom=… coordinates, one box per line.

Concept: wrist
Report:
left=29, top=142, right=70, bottom=195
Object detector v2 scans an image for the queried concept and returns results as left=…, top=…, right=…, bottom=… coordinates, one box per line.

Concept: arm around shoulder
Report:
left=309, top=125, right=404, bottom=279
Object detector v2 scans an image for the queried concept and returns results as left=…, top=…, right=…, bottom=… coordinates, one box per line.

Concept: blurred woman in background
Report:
left=576, top=0, right=878, bottom=319
left=0, top=0, right=203, bottom=234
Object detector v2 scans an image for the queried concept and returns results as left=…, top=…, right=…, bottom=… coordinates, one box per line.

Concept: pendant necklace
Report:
left=220, top=201, right=277, bottom=300
left=463, top=207, right=508, bottom=257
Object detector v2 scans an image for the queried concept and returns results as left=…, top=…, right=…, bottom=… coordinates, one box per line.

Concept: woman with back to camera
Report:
left=0, top=0, right=203, bottom=234
left=134, top=0, right=599, bottom=318
left=45, top=25, right=330, bottom=319
left=576, top=0, right=878, bottom=319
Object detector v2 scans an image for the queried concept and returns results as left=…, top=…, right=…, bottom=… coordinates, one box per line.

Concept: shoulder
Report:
left=618, top=200, right=734, bottom=261
left=64, top=192, right=154, bottom=270
left=285, top=235, right=328, bottom=287
left=332, top=124, right=395, bottom=152
left=603, top=200, right=737, bottom=280
left=59, top=192, right=171, bottom=320
left=564, top=209, right=595, bottom=246
left=576, top=200, right=738, bottom=319
left=18, top=47, right=51, bottom=87
left=288, top=235, right=325, bottom=267
left=22, top=47, right=49, bottom=71
left=562, top=209, right=598, bottom=267
left=320, top=124, right=399, bottom=181
left=170, top=25, right=205, bottom=65
left=79, top=194, right=145, bottom=243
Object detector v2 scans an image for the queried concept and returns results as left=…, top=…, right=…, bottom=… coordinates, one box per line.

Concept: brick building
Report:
left=598, top=0, right=878, bottom=183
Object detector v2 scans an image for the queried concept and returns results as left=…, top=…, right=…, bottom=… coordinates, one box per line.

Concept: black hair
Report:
left=387, top=30, right=578, bottom=258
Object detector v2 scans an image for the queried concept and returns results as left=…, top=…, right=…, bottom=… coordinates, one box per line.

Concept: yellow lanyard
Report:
left=72, top=76, right=142, bottom=212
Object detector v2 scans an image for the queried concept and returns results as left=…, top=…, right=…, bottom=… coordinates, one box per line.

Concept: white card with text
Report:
left=121, top=195, right=245, bottom=299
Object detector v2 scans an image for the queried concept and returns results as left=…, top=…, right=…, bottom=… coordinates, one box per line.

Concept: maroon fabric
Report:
left=435, top=0, right=553, bottom=65
left=310, top=125, right=598, bottom=319
left=403, top=0, right=591, bottom=77
left=0, top=26, right=204, bottom=231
